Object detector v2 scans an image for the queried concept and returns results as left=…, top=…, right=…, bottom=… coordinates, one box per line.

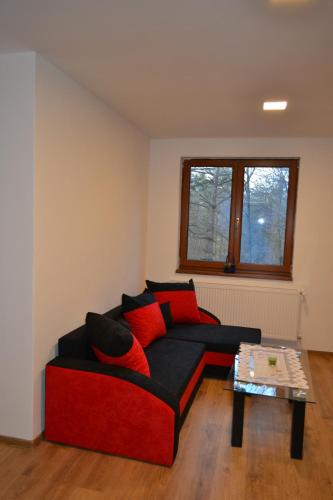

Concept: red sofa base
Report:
left=204, top=351, right=235, bottom=367
left=45, top=365, right=177, bottom=466
left=45, top=350, right=234, bottom=466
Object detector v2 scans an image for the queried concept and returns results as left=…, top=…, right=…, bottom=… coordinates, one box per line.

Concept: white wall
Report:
left=0, top=52, right=149, bottom=441
left=147, top=138, right=333, bottom=352
left=0, top=53, right=35, bottom=439
left=33, top=56, right=149, bottom=437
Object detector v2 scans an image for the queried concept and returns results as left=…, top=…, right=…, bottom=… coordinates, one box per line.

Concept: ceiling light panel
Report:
left=263, top=101, right=288, bottom=111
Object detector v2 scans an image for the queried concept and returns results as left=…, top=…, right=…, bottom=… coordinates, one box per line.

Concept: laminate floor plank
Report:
left=0, top=352, right=332, bottom=500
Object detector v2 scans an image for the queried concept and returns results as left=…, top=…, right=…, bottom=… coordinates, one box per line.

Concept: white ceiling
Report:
left=0, top=0, right=332, bottom=137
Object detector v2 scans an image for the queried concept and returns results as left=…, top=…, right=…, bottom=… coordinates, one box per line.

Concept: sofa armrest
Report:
left=45, top=357, right=179, bottom=465
left=198, top=307, right=221, bottom=325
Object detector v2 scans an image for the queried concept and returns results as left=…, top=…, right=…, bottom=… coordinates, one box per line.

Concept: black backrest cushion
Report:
left=122, top=292, right=167, bottom=347
left=58, top=306, right=124, bottom=361
left=58, top=324, right=96, bottom=360
left=86, top=312, right=150, bottom=376
left=104, top=305, right=123, bottom=321
left=146, top=279, right=201, bottom=325
left=146, top=280, right=196, bottom=292
left=160, top=302, right=174, bottom=329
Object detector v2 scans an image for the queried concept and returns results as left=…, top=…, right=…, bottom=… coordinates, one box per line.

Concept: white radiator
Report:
left=195, top=282, right=302, bottom=341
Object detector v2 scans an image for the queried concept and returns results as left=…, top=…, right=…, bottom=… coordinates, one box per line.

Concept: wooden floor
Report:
left=1, top=351, right=332, bottom=500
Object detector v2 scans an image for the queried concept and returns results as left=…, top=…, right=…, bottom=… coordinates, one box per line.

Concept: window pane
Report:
left=187, top=166, right=232, bottom=261
left=240, top=167, right=289, bottom=265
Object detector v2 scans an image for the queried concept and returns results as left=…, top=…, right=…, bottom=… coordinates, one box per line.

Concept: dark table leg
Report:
left=290, top=400, right=306, bottom=459
left=231, top=391, right=245, bottom=447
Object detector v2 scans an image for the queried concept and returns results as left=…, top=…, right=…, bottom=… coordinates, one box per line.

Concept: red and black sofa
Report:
left=45, top=280, right=261, bottom=466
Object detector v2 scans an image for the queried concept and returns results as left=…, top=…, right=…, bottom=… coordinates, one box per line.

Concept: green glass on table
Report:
left=268, top=355, right=278, bottom=367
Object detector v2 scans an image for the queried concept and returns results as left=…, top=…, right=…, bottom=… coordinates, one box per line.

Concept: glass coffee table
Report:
left=224, top=340, right=315, bottom=459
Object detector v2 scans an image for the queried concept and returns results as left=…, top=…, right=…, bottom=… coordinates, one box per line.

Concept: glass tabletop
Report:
left=225, top=340, right=316, bottom=403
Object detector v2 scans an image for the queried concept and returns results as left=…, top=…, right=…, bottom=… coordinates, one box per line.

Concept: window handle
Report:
left=235, top=217, right=240, bottom=230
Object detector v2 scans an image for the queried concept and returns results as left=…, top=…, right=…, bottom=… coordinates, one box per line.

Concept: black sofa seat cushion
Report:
left=166, top=324, right=261, bottom=355
left=144, top=339, right=205, bottom=399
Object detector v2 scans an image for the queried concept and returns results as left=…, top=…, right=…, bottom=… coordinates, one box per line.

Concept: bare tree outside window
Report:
left=188, top=167, right=232, bottom=261
left=240, top=167, right=289, bottom=265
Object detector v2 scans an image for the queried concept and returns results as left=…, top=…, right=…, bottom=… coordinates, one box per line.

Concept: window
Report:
left=178, top=158, right=299, bottom=280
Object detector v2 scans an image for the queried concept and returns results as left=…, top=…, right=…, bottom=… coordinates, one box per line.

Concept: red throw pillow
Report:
left=122, top=292, right=167, bottom=348
left=86, top=312, right=150, bottom=377
left=146, top=279, right=201, bottom=324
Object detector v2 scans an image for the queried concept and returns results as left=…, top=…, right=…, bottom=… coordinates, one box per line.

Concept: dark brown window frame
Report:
left=177, top=158, right=299, bottom=281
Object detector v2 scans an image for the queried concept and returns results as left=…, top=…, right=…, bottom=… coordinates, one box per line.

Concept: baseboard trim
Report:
left=0, top=433, right=43, bottom=447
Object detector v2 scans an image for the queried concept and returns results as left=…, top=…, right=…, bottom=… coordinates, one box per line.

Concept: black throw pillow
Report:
left=86, top=312, right=150, bottom=376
